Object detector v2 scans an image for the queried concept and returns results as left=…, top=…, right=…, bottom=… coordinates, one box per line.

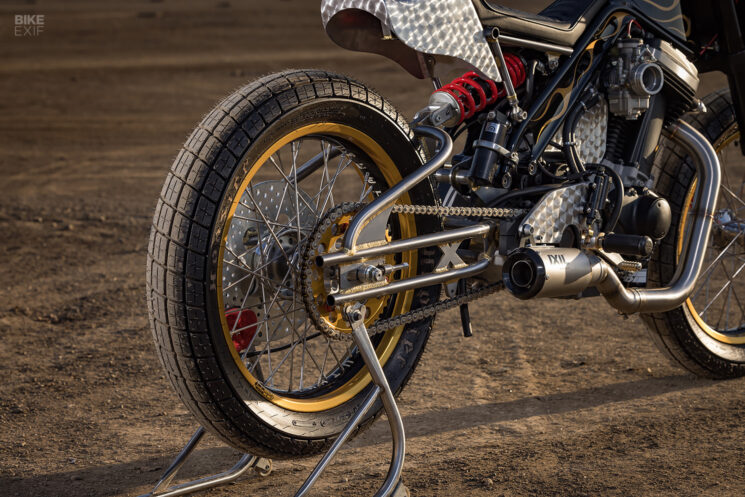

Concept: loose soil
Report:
left=1, top=1, right=742, bottom=496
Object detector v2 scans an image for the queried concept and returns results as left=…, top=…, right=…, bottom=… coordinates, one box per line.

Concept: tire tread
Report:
left=146, top=69, right=433, bottom=457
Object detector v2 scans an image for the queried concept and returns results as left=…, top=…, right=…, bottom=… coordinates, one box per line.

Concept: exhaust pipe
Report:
left=596, top=121, right=721, bottom=313
left=503, top=121, right=720, bottom=314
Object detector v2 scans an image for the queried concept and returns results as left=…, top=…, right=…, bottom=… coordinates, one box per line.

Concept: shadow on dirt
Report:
left=1, top=374, right=709, bottom=496
left=353, top=374, right=712, bottom=446
left=1, top=445, right=252, bottom=497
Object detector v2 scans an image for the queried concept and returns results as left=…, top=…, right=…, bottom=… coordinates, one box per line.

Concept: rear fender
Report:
left=321, top=0, right=501, bottom=80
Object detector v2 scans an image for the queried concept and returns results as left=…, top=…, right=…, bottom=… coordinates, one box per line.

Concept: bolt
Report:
left=521, top=224, right=534, bottom=236
left=501, top=172, right=512, bottom=189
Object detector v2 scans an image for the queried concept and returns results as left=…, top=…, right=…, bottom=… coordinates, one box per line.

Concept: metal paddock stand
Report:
left=140, top=302, right=409, bottom=497
left=137, top=426, right=272, bottom=497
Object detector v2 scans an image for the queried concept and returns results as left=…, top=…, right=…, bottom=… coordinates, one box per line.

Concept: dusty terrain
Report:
left=1, top=1, right=743, bottom=496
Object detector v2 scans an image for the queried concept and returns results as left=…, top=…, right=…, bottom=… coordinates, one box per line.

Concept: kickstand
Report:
left=295, top=303, right=409, bottom=497
left=138, top=426, right=272, bottom=497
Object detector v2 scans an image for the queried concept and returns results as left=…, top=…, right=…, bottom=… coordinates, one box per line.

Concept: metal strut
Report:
left=137, top=426, right=272, bottom=497
left=140, top=303, right=409, bottom=497
left=295, top=302, right=409, bottom=497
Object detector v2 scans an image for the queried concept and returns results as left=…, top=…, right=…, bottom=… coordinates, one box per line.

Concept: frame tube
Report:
left=343, top=126, right=453, bottom=253
left=328, top=258, right=491, bottom=306
left=317, top=223, right=492, bottom=267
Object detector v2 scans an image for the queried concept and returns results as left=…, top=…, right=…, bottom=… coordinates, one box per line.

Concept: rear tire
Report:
left=644, top=88, right=745, bottom=378
left=146, top=70, right=440, bottom=458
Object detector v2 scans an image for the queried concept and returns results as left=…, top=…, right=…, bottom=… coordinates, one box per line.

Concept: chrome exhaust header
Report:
left=595, top=120, right=721, bottom=313
left=503, top=120, right=721, bottom=314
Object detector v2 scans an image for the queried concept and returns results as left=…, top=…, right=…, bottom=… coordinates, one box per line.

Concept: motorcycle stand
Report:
left=139, top=302, right=409, bottom=497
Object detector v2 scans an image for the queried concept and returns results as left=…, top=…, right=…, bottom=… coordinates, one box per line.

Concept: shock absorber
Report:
left=424, top=54, right=526, bottom=187
left=470, top=111, right=512, bottom=186
left=428, top=53, right=526, bottom=127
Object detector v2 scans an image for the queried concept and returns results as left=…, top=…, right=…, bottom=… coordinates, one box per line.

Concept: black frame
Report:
left=503, top=0, right=745, bottom=163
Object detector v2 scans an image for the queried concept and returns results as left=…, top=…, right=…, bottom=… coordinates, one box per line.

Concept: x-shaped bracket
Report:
left=437, top=241, right=466, bottom=298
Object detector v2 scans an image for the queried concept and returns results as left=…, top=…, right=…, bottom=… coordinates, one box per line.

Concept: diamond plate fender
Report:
left=520, top=183, right=590, bottom=245
left=321, top=0, right=501, bottom=81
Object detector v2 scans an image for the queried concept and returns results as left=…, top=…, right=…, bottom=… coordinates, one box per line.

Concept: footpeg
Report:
left=601, top=233, right=654, bottom=257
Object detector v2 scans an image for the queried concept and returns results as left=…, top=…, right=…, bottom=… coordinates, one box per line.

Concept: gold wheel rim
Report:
left=217, top=123, right=417, bottom=412
left=678, top=128, right=745, bottom=344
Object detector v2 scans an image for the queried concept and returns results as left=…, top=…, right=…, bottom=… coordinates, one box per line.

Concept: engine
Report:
left=605, top=38, right=665, bottom=119
left=604, top=37, right=700, bottom=122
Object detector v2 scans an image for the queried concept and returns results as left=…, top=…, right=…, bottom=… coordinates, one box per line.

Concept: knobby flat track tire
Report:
left=146, top=69, right=441, bottom=458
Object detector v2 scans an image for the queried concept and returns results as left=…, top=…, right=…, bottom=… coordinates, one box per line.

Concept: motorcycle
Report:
left=145, top=0, right=745, bottom=495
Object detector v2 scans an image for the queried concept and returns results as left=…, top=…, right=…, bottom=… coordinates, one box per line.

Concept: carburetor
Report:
left=605, top=38, right=665, bottom=119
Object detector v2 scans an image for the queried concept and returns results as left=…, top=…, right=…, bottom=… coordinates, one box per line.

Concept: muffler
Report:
left=503, top=120, right=720, bottom=314
left=503, top=247, right=604, bottom=299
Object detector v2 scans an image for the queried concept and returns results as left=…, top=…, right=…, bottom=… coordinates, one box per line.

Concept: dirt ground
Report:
left=1, top=1, right=744, bottom=496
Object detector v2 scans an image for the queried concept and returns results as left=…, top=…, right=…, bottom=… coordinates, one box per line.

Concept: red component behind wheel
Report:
left=225, top=308, right=258, bottom=352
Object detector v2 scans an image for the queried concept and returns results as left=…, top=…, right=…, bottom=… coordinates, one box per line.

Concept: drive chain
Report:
left=365, top=281, right=502, bottom=334
left=391, top=204, right=527, bottom=218
left=302, top=202, right=522, bottom=338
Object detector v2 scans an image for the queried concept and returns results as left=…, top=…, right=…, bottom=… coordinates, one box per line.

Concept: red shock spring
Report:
left=436, top=53, right=526, bottom=124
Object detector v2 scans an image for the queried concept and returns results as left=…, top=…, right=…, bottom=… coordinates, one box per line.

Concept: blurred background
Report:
left=0, top=2, right=737, bottom=497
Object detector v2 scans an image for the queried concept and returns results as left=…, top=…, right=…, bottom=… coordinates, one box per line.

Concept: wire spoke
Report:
left=690, top=232, right=743, bottom=302
left=715, top=258, right=745, bottom=322
left=221, top=135, right=371, bottom=395
left=698, top=259, right=745, bottom=316
left=268, top=154, right=318, bottom=215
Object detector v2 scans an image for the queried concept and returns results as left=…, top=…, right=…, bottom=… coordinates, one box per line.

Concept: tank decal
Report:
left=630, top=0, right=686, bottom=38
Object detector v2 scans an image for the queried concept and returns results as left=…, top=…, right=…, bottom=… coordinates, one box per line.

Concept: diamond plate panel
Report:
left=575, top=99, right=608, bottom=165
left=321, top=0, right=501, bottom=81
left=521, top=183, right=590, bottom=245
left=321, top=0, right=388, bottom=26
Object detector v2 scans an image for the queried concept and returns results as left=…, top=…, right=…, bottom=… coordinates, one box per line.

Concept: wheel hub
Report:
left=223, top=180, right=316, bottom=342
left=301, top=203, right=394, bottom=339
